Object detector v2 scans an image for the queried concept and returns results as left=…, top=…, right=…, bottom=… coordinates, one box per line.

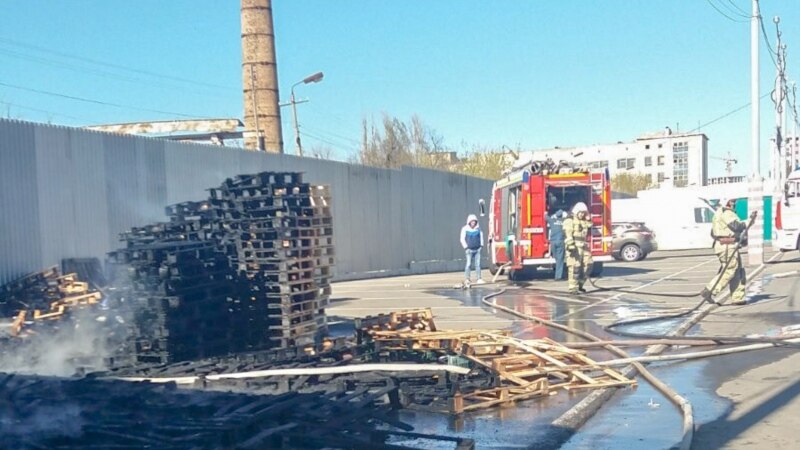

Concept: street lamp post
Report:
left=290, top=71, right=324, bottom=157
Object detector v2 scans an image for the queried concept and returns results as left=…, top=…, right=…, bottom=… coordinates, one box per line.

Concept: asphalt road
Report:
left=329, top=248, right=800, bottom=449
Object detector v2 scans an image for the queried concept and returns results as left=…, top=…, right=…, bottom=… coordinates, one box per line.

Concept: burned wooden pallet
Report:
left=109, top=171, right=335, bottom=365
left=0, top=267, right=104, bottom=337
left=355, top=308, right=438, bottom=343
left=0, top=372, right=472, bottom=450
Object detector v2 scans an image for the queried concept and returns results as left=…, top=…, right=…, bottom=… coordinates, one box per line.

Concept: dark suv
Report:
left=612, top=222, right=657, bottom=262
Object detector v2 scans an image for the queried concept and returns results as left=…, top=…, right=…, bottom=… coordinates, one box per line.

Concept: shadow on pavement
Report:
left=599, top=266, right=656, bottom=277
left=693, top=379, right=800, bottom=449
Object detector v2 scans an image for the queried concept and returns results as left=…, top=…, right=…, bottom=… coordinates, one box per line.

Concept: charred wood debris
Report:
left=0, top=171, right=635, bottom=449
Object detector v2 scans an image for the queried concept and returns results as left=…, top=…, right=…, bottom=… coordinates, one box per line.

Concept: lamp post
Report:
left=290, top=71, right=324, bottom=157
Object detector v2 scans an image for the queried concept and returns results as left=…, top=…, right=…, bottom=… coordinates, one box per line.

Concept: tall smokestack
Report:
left=241, top=0, right=283, bottom=152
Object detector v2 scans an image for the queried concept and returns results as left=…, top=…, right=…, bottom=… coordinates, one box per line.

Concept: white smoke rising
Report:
left=0, top=308, right=127, bottom=376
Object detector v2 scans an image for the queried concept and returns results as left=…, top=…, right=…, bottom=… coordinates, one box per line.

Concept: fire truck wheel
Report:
left=488, top=264, right=505, bottom=276
left=589, top=262, right=604, bottom=277
left=508, top=267, right=533, bottom=281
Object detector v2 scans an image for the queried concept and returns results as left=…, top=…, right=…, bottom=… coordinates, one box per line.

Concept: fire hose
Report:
left=481, top=289, right=695, bottom=450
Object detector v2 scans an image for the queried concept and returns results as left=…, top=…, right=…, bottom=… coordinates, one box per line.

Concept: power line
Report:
left=299, top=130, right=358, bottom=156
left=0, top=46, right=233, bottom=99
left=0, top=36, right=236, bottom=91
left=0, top=80, right=211, bottom=119
left=689, top=91, right=772, bottom=132
left=725, top=0, right=749, bottom=16
left=301, top=123, right=361, bottom=145
left=0, top=100, right=86, bottom=121
left=715, top=0, right=750, bottom=19
left=705, top=0, right=749, bottom=22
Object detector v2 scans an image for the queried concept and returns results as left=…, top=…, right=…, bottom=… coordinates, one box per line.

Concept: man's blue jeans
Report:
left=551, top=242, right=565, bottom=280
left=465, top=248, right=481, bottom=280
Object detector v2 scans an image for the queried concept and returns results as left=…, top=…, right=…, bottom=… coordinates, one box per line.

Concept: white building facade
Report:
left=517, top=129, right=709, bottom=188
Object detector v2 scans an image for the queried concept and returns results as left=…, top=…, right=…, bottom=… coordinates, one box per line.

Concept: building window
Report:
left=645, top=156, right=652, bottom=167
left=645, top=174, right=653, bottom=185
left=658, top=143, right=663, bottom=149
left=645, top=144, right=650, bottom=150
left=588, top=160, right=608, bottom=169
left=617, top=158, right=635, bottom=170
left=658, top=172, right=665, bottom=183
left=658, top=155, right=665, bottom=166
left=673, top=142, right=689, bottom=187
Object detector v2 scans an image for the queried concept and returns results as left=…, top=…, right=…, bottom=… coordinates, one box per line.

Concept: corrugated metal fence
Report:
left=0, top=119, right=493, bottom=284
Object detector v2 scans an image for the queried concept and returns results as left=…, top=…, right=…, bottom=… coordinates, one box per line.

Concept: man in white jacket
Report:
left=460, top=214, right=485, bottom=285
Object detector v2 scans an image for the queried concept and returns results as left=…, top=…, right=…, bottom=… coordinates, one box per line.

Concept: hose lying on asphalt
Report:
left=594, top=337, right=800, bottom=366
left=113, top=363, right=472, bottom=385
left=481, top=289, right=695, bottom=450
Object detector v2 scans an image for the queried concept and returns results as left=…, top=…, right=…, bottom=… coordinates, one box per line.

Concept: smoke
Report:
left=0, top=307, right=129, bottom=377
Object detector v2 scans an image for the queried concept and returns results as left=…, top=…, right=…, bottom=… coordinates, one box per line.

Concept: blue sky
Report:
left=0, top=1, right=798, bottom=177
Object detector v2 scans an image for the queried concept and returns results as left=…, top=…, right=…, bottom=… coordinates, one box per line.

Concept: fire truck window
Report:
left=508, top=189, right=517, bottom=235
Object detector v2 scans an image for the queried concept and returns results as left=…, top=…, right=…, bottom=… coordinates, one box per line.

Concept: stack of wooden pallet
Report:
left=358, top=308, right=636, bottom=414
left=0, top=267, right=102, bottom=337
left=111, top=171, right=334, bottom=365
left=210, top=172, right=333, bottom=348
left=110, top=203, right=237, bottom=364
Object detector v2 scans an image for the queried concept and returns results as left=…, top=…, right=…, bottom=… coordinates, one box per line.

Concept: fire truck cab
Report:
left=487, top=161, right=614, bottom=280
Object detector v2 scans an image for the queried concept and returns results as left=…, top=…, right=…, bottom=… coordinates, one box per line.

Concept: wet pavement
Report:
left=328, top=248, right=800, bottom=449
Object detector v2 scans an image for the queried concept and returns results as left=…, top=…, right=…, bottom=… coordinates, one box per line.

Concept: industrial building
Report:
left=516, top=128, right=709, bottom=188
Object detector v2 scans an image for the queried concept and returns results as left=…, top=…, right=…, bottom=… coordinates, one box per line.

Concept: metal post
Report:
left=249, top=66, right=262, bottom=151
left=748, top=0, right=764, bottom=266
left=291, top=87, right=303, bottom=157
left=771, top=18, right=783, bottom=250
left=794, top=82, right=798, bottom=171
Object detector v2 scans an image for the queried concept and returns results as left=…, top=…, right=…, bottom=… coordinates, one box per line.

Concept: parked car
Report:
left=612, top=222, right=658, bottom=262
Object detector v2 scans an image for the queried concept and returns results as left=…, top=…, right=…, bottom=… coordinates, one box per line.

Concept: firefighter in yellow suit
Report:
left=701, top=198, right=755, bottom=305
left=564, top=202, right=593, bottom=294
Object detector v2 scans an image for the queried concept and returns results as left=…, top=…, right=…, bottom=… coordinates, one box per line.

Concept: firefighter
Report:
left=460, top=214, right=485, bottom=285
left=701, top=198, right=756, bottom=305
left=564, top=202, right=593, bottom=294
left=546, top=209, right=567, bottom=280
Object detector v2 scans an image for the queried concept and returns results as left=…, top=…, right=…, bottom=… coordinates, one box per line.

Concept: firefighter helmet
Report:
left=572, top=202, right=589, bottom=214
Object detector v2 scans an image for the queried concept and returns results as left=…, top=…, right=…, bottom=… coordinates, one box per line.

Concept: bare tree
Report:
left=611, top=172, right=653, bottom=195
left=308, top=144, right=334, bottom=159
left=457, top=146, right=512, bottom=180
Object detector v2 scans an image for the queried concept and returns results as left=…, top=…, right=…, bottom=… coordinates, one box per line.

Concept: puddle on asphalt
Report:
left=393, top=392, right=578, bottom=449
left=562, top=360, right=729, bottom=450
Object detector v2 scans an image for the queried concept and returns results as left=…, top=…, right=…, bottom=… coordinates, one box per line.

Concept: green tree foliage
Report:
left=611, top=172, right=653, bottom=195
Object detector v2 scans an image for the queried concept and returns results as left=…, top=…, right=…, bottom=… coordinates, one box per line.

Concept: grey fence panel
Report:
left=0, top=120, right=42, bottom=283
left=69, top=129, right=112, bottom=261
left=0, top=119, right=494, bottom=285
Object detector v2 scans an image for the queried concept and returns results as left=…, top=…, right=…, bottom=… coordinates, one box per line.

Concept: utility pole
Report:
left=290, top=89, right=302, bottom=156
left=249, top=66, right=263, bottom=151
left=793, top=82, right=799, bottom=172
left=771, top=17, right=785, bottom=251
left=748, top=0, right=764, bottom=266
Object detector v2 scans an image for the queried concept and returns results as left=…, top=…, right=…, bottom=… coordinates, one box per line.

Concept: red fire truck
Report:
left=486, top=160, right=614, bottom=280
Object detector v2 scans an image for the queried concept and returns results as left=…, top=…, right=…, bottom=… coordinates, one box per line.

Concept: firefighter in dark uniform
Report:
left=701, top=198, right=756, bottom=305
left=563, top=202, right=593, bottom=294
left=546, top=209, right=567, bottom=280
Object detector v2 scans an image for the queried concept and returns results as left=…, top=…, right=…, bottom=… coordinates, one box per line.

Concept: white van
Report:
left=612, top=195, right=716, bottom=250
left=776, top=169, right=800, bottom=251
